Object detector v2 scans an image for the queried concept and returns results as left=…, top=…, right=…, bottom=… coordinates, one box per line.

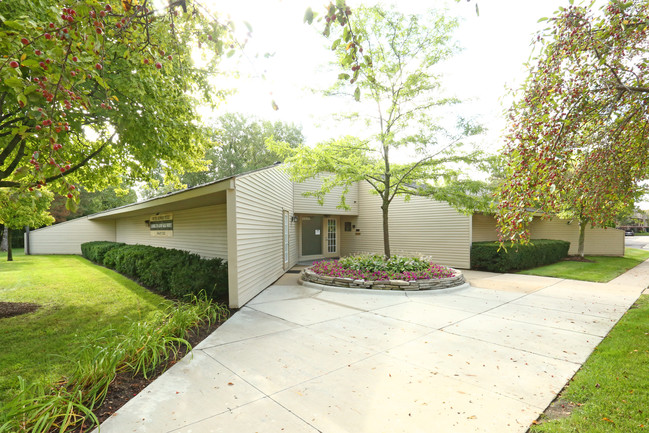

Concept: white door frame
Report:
left=324, top=216, right=339, bottom=258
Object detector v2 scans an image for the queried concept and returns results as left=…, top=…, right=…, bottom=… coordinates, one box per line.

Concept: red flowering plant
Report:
left=310, top=254, right=454, bottom=281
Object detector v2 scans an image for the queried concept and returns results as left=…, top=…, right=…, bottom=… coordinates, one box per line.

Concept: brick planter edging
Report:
left=300, top=267, right=466, bottom=291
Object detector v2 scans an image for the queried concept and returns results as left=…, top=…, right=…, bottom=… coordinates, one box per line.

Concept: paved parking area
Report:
left=96, top=263, right=649, bottom=433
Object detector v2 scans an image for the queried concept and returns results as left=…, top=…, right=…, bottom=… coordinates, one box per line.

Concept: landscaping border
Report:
left=300, top=267, right=466, bottom=291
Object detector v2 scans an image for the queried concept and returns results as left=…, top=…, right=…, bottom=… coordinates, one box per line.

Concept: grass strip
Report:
left=519, top=248, right=649, bottom=282
left=530, top=295, right=649, bottom=432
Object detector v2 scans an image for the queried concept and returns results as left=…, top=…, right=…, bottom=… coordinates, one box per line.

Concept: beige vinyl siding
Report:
left=231, top=166, right=297, bottom=307
left=341, top=182, right=472, bottom=269
left=529, top=217, right=624, bottom=256
left=293, top=174, right=359, bottom=215
left=113, top=204, right=227, bottom=259
left=28, top=217, right=115, bottom=255
left=471, top=214, right=625, bottom=256
left=472, top=213, right=499, bottom=242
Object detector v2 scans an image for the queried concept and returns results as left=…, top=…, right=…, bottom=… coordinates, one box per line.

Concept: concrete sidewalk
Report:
left=95, top=263, right=649, bottom=433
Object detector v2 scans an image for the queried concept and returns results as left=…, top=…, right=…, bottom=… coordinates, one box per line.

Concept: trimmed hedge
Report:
left=81, top=241, right=228, bottom=299
left=80, top=241, right=126, bottom=264
left=471, top=239, right=570, bottom=273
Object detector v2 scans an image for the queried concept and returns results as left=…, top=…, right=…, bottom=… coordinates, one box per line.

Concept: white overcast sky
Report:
left=199, top=0, right=580, bottom=153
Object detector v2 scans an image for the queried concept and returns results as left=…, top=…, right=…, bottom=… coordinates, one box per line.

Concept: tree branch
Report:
left=0, top=133, right=22, bottom=169
left=43, top=132, right=116, bottom=184
left=0, top=137, right=26, bottom=180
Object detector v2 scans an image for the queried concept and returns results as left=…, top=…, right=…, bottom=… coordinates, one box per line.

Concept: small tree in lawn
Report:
left=0, top=189, right=54, bottom=261
left=271, top=5, right=488, bottom=258
left=496, top=1, right=649, bottom=243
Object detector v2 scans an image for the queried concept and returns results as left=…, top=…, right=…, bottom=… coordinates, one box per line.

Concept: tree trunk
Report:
left=577, top=220, right=587, bottom=258
left=6, top=228, right=12, bottom=262
left=382, top=202, right=391, bottom=259
left=0, top=226, right=7, bottom=252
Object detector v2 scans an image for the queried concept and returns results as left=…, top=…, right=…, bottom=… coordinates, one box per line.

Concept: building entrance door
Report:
left=301, top=215, right=323, bottom=256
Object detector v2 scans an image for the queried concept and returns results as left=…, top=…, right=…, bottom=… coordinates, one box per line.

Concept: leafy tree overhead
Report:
left=556, top=154, right=635, bottom=257
left=0, top=0, right=233, bottom=210
left=497, top=1, right=649, bottom=244
left=0, top=189, right=54, bottom=261
left=272, top=5, right=489, bottom=258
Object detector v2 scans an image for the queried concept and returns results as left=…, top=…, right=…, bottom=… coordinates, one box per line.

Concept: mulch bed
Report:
left=0, top=301, right=40, bottom=319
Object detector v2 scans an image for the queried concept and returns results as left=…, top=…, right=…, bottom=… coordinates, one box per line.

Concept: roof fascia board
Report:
left=88, top=180, right=232, bottom=220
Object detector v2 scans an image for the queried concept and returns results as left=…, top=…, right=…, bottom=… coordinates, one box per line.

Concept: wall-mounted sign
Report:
left=150, top=213, right=173, bottom=237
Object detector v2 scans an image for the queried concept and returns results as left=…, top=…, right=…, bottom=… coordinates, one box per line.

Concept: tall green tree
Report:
left=0, top=189, right=54, bottom=261
left=272, top=5, right=487, bottom=258
left=184, top=113, right=304, bottom=185
left=0, top=0, right=232, bottom=209
left=497, top=1, right=649, bottom=244
left=139, top=114, right=304, bottom=198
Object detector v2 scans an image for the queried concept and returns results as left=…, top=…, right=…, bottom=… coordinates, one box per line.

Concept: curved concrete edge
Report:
left=300, top=279, right=472, bottom=296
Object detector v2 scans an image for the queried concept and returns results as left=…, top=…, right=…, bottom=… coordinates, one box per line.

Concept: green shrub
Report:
left=337, top=254, right=432, bottom=273
left=80, top=242, right=228, bottom=300
left=471, top=239, right=570, bottom=273
left=169, top=257, right=228, bottom=299
left=80, top=241, right=125, bottom=264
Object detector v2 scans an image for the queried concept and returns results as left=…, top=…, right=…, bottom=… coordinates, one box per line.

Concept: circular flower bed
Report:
left=300, top=254, right=466, bottom=291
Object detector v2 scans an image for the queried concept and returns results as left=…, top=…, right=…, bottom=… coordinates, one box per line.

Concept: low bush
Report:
left=80, top=241, right=125, bottom=264
left=81, top=242, right=228, bottom=300
left=471, top=239, right=570, bottom=273
left=312, top=254, right=455, bottom=281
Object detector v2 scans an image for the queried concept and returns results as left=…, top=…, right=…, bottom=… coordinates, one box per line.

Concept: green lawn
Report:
left=531, top=295, right=649, bottom=432
left=519, top=248, right=649, bottom=282
left=0, top=249, right=169, bottom=403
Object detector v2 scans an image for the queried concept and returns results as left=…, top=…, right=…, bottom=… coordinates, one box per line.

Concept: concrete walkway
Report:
left=96, top=263, right=649, bottom=433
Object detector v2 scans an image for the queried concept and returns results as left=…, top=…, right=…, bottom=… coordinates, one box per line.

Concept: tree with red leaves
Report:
left=497, top=0, right=648, bottom=249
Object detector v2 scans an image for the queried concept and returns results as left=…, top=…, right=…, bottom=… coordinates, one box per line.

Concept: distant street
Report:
left=625, top=235, right=649, bottom=250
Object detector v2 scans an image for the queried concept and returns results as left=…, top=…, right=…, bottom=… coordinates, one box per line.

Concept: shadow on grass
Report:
left=0, top=260, right=31, bottom=272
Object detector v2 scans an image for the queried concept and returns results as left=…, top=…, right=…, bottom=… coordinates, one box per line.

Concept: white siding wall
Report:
left=341, top=182, right=472, bottom=268
left=114, top=204, right=227, bottom=259
left=293, top=174, right=359, bottom=215
left=471, top=214, right=625, bottom=256
left=29, top=217, right=116, bottom=255
left=231, top=167, right=297, bottom=307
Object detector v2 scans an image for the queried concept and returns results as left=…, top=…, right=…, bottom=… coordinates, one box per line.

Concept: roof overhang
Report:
left=89, top=178, right=234, bottom=220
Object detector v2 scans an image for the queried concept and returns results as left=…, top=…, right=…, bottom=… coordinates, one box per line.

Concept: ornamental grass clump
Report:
left=0, top=293, right=229, bottom=433
left=312, top=254, right=454, bottom=281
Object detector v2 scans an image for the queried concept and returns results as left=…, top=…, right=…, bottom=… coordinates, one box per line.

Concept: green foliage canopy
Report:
left=183, top=113, right=304, bottom=186
left=0, top=0, right=232, bottom=210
